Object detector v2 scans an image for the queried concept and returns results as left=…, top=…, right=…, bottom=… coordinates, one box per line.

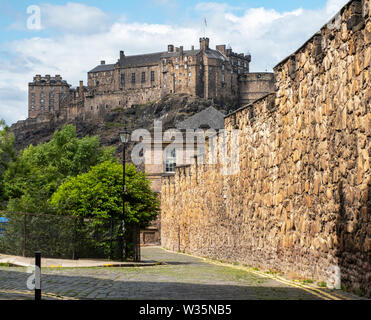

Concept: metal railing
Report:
left=0, top=211, right=128, bottom=261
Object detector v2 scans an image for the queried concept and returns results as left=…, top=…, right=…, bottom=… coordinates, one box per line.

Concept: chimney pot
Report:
left=101, top=60, right=105, bottom=65
left=168, top=45, right=174, bottom=53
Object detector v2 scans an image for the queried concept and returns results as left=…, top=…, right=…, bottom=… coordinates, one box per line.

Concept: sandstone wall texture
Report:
left=161, top=0, right=371, bottom=297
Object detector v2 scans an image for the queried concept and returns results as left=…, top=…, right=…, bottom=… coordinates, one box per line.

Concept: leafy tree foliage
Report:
left=0, top=120, right=16, bottom=204
left=4, top=125, right=115, bottom=213
left=49, top=161, right=159, bottom=228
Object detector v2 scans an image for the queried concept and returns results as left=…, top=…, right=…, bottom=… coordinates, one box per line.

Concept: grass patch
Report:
left=265, top=269, right=280, bottom=275
left=301, top=279, right=314, bottom=284
left=0, top=263, right=11, bottom=267
left=111, top=107, right=125, bottom=113
left=318, top=281, right=327, bottom=287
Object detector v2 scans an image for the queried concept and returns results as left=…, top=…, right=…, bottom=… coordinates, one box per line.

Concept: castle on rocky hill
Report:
left=27, top=37, right=274, bottom=122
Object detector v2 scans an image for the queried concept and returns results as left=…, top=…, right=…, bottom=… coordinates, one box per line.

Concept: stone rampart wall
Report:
left=161, top=0, right=370, bottom=296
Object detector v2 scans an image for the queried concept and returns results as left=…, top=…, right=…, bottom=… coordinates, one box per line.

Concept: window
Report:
left=141, top=72, right=146, bottom=83
left=244, top=62, right=247, bottom=68
left=96, top=81, right=99, bottom=86
left=175, top=65, right=179, bottom=70
left=176, top=57, right=178, bottom=63
left=188, top=72, right=192, bottom=77
left=151, top=71, right=155, bottom=82
left=222, top=74, right=225, bottom=82
left=184, top=56, right=188, bottom=62
left=222, top=65, right=225, bottom=71
left=31, top=106, right=35, bottom=111
left=121, top=73, right=125, bottom=87
left=49, top=106, right=54, bottom=111
left=40, top=99, right=44, bottom=104
left=165, top=148, right=176, bottom=173
left=40, top=106, right=44, bottom=111
left=131, top=73, right=136, bottom=84
left=185, top=64, right=188, bottom=69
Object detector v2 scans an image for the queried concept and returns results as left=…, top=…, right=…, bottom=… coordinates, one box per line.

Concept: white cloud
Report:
left=0, top=0, right=350, bottom=125
left=40, top=2, right=111, bottom=34
left=326, top=0, right=350, bottom=16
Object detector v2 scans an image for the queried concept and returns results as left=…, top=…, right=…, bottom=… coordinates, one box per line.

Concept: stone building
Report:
left=28, top=37, right=274, bottom=121
left=28, top=75, right=70, bottom=119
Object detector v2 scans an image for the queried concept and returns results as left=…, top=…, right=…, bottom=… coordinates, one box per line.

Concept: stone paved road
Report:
left=0, top=247, right=338, bottom=300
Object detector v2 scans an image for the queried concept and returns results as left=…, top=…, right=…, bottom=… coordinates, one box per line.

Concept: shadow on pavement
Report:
left=0, top=268, right=322, bottom=300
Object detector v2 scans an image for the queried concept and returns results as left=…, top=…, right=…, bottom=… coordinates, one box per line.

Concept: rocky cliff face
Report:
left=11, top=94, right=231, bottom=155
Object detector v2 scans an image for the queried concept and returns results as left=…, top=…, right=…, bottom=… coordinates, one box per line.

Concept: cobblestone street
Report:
left=0, top=247, right=359, bottom=300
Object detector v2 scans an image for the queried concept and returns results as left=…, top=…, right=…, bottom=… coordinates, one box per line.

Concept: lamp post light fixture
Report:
left=120, top=127, right=131, bottom=261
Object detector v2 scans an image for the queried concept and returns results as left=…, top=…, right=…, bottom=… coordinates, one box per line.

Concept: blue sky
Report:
left=0, top=0, right=348, bottom=125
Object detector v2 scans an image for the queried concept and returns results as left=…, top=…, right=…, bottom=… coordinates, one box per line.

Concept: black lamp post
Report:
left=120, top=128, right=131, bottom=261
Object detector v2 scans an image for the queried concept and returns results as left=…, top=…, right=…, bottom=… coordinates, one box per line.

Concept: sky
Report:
left=0, top=0, right=349, bottom=125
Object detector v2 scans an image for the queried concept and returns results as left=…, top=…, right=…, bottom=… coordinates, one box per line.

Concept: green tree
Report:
left=4, top=125, right=115, bottom=213
left=49, top=160, right=159, bottom=227
left=0, top=120, right=16, bottom=204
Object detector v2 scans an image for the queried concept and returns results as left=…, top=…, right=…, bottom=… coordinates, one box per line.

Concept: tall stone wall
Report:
left=161, top=0, right=370, bottom=297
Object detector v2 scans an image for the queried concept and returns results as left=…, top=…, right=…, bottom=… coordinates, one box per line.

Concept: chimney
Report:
left=120, top=51, right=125, bottom=60
left=101, top=60, right=105, bottom=65
left=191, top=45, right=195, bottom=51
left=216, top=45, right=226, bottom=54
left=180, top=46, right=183, bottom=56
left=79, top=81, right=84, bottom=96
left=168, top=45, right=174, bottom=53
left=200, top=37, right=210, bottom=51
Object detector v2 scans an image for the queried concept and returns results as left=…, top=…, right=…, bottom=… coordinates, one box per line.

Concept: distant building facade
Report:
left=28, top=38, right=274, bottom=121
